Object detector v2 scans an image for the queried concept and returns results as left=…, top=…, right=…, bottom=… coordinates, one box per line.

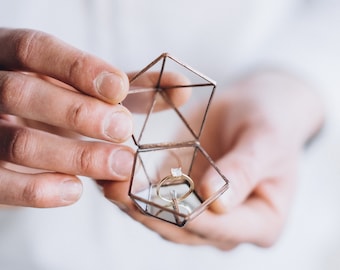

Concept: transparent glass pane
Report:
left=123, top=53, right=216, bottom=147
left=126, top=54, right=228, bottom=226
left=129, top=145, right=228, bottom=226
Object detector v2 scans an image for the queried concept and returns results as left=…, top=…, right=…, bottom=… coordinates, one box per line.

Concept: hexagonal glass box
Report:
left=123, top=53, right=229, bottom=227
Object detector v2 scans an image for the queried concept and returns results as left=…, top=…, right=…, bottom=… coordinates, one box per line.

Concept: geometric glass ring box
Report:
left=124, top=53, right=229, bottom=227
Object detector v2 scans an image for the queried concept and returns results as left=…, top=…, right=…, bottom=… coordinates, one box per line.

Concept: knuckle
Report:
left=0, top=72, right=31, bottom=112
left=73, top=146, right=94, bottom=174
left=6, top=127, right=34, bottom=163
left=65, top=102, right=88, bottom=130
left=67, top=51, right=89, bottom=79
left=22, top=180, right=45, bottom=207
left=14, top=30, right=45, bottom=68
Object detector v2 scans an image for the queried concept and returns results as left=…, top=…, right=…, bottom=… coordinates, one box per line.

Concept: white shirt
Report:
left=0, top=0, right=302, bottom=82
left=1, top=1, right=340, bottom=269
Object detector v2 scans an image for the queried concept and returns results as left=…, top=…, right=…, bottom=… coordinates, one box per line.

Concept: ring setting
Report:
left=156, top=167, right=195, bottom=203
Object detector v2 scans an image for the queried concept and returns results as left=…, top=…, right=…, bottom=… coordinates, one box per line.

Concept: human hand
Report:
left=102, top=70, right=324, bottom=250
left=0, top=28, right=134, bottom=207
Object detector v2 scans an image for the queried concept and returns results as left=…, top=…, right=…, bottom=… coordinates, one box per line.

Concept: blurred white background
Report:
left=0, top=0, right=339, bottom=269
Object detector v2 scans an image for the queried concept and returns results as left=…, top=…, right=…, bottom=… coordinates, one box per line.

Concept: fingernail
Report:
left=60, top=180, right=83, bottom=202
left=95, top=72, right=127, bottom=101
left=217, top=181, right=236, bottom=211
left=104, top=110, right=133, bottom=142
left=111, top=149, right=134, bottom=178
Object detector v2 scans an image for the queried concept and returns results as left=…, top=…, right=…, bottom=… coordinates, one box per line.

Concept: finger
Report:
left=0, top=71, right=132, bottom=142
left=0, top=121, right=134, bottom=180
left=124, top=72, right=192, bottom=113
left=187, top=175, right=296, bottom=249
left=197, top=128, right=281, bottom=213
left=186, top=199, right=279, bottom=249
left=0, top=28, right=129, bottom=104
left=0, top=167, right=82, bottom=207
left=197, top=152, right=260, bottom=213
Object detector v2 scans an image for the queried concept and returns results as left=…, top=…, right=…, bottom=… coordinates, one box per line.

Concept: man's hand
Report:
left=0, top=28, right=134, bottom=207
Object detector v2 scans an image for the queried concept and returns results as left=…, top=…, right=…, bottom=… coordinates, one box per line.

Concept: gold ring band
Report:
left=156, top=170, right=194, bottom=203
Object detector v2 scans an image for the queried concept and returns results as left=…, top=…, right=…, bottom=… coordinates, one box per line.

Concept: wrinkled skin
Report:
left=0, top=28, right=191, bottom=208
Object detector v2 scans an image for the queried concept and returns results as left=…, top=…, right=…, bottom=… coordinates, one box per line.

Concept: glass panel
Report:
left=129, top=145, right=228, bottom=226
left=123, top=53, right=216, bottom=147
left=126, top=54, right=228, bottom=226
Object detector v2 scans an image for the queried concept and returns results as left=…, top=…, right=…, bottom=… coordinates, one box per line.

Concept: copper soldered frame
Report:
left=125, top=53, right=229, bottom=227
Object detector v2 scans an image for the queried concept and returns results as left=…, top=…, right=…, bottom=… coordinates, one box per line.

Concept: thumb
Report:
left=198, top=151, right=261, bottom=214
